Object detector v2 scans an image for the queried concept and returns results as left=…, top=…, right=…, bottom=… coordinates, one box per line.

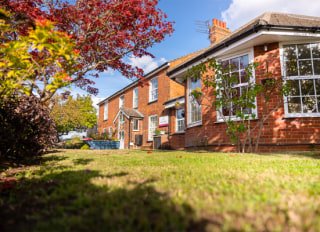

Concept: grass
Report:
left=1, top=149, right=320, bottom=231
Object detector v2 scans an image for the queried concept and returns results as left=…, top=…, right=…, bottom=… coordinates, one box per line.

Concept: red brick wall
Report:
left=183, top=43, right=320, bottom=152
left=98, top=66, right=184, bottom=149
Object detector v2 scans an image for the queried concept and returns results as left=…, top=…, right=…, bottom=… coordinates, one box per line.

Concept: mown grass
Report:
left=1, top=149, right=320, bottom=231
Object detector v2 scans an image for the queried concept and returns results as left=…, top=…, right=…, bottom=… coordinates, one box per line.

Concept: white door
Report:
left=119, top=113, right=125, bottom=149
left=119, top=131, right=124, bottom=149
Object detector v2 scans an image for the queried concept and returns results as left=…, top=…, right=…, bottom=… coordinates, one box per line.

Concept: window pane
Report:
left=312, top=43, right=320, bottom=58
left=288, top=97, right=301, bottom=113
left=313, top=59, right=320, bottom=75
left=239, top=55, right=249, bottom=69
left=284, top=45, right=297, bottom=60
left=230, top=58, right=239, bottom=71
left=191, top=77, right=201, bottom=89
left=231, top=71, right=240, bottom=85
left=300, top=79, right=315, bottom=95
left=297, top=44, right=311, bottom=59
left=302, top=97, right=316, bottom=113
left=287, top=80, right=300, bottom=96
left=286, top=60, right=298, bottom=76
left=299, top=60, right=312, bottom=76
left=221, top=60, right=229, bottom=73
left=240, top=70, right=249, bottom=83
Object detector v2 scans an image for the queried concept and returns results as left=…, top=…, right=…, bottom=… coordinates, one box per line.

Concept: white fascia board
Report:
left=170, top=30, right=320, bottom=79
left=164, top=97, right=185, bottom=109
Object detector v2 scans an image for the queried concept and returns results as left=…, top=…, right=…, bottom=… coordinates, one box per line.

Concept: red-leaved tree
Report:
left=1, top=0, right=174, bottom=107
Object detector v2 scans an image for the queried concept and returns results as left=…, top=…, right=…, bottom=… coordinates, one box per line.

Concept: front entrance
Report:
left=119, top=113, right=125, bottom=149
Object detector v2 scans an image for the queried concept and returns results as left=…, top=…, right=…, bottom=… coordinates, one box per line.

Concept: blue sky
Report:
left=71, top=0, right=320, bottom=106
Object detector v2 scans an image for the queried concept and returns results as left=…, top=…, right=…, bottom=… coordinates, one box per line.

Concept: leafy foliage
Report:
left=51, top=94, right=97, bottom=136
left=186, top=58, right=291, bottom=153
left=0, top=11, right=80, bottom=104
left=0, top=94, right=56, bottom=164
left=1, top=0, right=174, bottom=96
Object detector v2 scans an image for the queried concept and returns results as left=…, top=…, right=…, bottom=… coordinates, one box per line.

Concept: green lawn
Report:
left=1, top=149, right=320, bottom=231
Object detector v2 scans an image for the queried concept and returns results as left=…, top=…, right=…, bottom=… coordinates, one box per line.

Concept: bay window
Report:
left=188, top=77, right=202, bottom=127
left=282, top=42, right=320, bottom=116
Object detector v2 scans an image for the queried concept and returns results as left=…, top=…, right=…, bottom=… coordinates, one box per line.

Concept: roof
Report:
left=113, top=107, right=144, bottom=123
left=120, top=107, right=144, bottom=118
left=97, top=62, right=169, bottom=106
left=168, top=12, right=320, bottom=76
left=163, top=95, right=185, bottom=109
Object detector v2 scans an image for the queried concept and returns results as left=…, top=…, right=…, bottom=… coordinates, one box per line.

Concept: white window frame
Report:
left=149, top=77, right=158, bottom=102
left=187, top=77, right=202, bottom=128
left=133, top=87, right=138, bottom=108
left=132, top=119, right=139, bottom=131
left=148, top=114, right=157, bottom=141
left=280, top=40, right=320, bottom=118
left=176, top=109, right=185, bottom=133
left=216, top=49, right=257, bottom=122
left=103, top=102, right=108, bottom=121
left=119, top=95, right=124, bottom=108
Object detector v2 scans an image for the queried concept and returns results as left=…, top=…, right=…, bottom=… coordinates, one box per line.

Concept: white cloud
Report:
left=222, top=0, right=320, bottom=30
left=128, top=56, right=167, bottom=73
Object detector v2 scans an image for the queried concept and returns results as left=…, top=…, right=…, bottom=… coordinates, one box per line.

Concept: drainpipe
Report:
left=128, top=118, right=131, bottom=149
left=168, top=108, right=171, bottom=148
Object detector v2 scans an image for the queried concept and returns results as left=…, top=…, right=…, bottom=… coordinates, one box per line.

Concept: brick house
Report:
left=97, top=54, right=197, bottom=149
left=167, top=12, right=320, bottom=152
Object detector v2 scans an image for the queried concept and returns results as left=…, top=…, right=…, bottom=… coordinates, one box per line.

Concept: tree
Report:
left=51, top=94, right=97, bottom=136
left=186, top=58, right=290, bottom=153
left=1, top=0, right=174, bottom=105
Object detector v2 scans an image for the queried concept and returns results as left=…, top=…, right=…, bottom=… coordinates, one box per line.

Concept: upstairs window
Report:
left=282, top=42, right=320, bottom=116
left=149, top=77, right=158, bottom=102
left=119, top=95, right=124, bottom=108
left=104, top=102, right=108, bottom=120
left=133, top=87, right=138, bottom=108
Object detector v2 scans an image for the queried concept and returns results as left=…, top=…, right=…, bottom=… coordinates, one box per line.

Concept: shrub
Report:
left=81, top=144, right=90, bottom=150
left=0, top=94, right=57, bottom=164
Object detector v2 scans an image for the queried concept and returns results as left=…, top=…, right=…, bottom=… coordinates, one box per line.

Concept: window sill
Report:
left=103, top=119, right=108, bottom=122
left=147, top=140, right=153, bottom=143
left=187, top=121, right=202, bottom=128
left=148, top=100, right=158, bottom=105
left=133, top=130, right=139, bottom=132
left=283, top=114, right=320, bottom=118
left=215, top=117, right=259, bottom=123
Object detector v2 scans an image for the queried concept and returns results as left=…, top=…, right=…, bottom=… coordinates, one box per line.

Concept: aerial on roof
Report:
left=167, top=12, right=320, bottom=76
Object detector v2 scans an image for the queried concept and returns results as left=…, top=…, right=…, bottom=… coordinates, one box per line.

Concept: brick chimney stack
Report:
left=210, top=19, right=231, bottom=45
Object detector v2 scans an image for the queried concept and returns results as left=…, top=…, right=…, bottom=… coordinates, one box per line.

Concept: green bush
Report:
left=81, top=144, right=90, bottom=150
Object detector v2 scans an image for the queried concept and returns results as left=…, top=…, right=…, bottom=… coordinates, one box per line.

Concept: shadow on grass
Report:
left=73, top=158, right=94, bottom=165
left=0, top=170, right=209, bottom=232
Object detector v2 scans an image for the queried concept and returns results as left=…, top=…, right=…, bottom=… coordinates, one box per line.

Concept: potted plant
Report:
left=175, top=101, right=183, bottom=110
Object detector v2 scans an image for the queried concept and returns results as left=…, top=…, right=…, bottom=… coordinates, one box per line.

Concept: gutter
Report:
left=167, top=24, right=320, bottom=76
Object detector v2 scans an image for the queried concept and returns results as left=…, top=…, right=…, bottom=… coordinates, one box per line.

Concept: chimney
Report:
left=210, top=19, right=231, bottom=45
